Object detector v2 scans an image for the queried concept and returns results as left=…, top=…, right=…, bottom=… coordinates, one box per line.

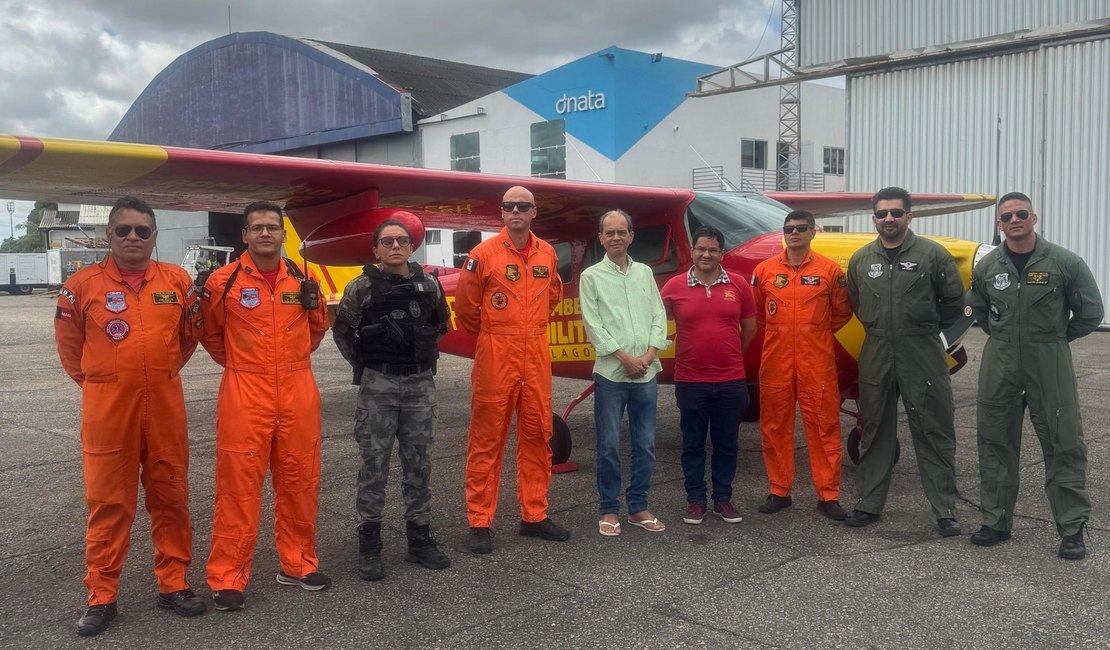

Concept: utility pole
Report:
left=5, top=201, right=13, bottom=240
left=776, top=0, right=801, bottom=191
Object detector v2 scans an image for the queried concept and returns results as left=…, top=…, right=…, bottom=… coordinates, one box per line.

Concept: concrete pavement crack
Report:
left=650, top=602, right=781, bottom=648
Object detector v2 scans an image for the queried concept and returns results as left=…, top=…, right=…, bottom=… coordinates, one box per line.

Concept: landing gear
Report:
left=846, top=426, right=899, bottom=466
left=550, top=413, right=572, bottom=467
left=550, top=383, right=596, bottom=474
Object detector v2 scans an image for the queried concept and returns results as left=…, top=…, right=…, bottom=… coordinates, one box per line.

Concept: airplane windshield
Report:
left=686, top=192, right=790, bottom=249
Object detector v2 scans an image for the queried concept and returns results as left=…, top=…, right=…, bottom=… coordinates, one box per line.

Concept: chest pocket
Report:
left=899, top=271, right=937, bottom=325
left=802, top=285, right=830, bottom=326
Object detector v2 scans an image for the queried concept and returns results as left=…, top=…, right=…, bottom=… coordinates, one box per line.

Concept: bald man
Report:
left=455, top=186, right=569, bottom=554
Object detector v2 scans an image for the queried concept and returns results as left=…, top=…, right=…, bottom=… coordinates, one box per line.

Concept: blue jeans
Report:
left=676, top=380, right=749, bottom=504
left=594, top=374, right=658, bottom=516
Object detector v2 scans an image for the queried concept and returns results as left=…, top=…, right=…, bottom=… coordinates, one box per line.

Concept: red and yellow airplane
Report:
left=0, top=135, right=994, bottom=467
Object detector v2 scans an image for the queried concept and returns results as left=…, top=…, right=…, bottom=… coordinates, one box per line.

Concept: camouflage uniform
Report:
left=352, top=369, right=436, bottom=524
left=334, top=264, right=450, bottom=525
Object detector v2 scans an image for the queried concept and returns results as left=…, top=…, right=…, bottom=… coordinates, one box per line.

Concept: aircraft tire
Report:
left=847, top=427, right=862, bottom=465
left=550, top=413, right=572, bottom=466
left=847, top=427, right=900, bottom=466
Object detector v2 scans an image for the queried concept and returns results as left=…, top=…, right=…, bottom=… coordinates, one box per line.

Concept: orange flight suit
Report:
left=199, top=252, right=328, bottom=591
left=54, top=256, right=198, bottom=606
left=752, top=251, right=852, bottom=501
left=456, top=228, right=563, bottom=527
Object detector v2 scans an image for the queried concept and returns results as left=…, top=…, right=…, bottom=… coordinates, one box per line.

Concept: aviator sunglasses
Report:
left=783, top=225, right=811, bottom=234
left=501, top=201, right=535, bottom=212
left=873, top=209, right=907, bottom=219
left=112, top=224, right=154, bottom=239
left=999, top=210, right=1031, bottom=223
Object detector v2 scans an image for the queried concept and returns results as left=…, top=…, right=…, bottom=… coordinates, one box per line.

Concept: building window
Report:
left=450, top=132, right=480, bottom=173
left=424, top=229, right=441, bottom=245
left=823, top=147, right=845, bottom=175
left=531, top=119, right=566, bottom=178
left=741, top=139, right=767, bottom=169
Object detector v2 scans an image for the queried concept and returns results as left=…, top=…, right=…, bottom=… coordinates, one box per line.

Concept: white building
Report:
left=420, top=46, right=846, bottom=195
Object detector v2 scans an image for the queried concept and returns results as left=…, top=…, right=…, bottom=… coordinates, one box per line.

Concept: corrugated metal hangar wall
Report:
left=801, top=1, right=1110, bottom=323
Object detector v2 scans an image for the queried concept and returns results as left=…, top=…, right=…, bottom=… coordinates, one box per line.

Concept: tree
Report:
left=0, top=202, right=55, bottom=253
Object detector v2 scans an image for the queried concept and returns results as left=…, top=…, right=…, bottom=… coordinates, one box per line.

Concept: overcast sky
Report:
left=0, top=0, right=783, bottom=221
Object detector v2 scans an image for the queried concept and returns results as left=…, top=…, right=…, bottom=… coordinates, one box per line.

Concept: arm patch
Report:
left=464, top=257, right=478, bottom=272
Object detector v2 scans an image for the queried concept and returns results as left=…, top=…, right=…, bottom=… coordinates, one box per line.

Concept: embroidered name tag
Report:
left=801, top=275, right=820, bottom=286
left=281, top=292, right=301, bottom=304
left=898, top=261, right=919, bottom=271
left=533, top=266, right=550, bottom=278
left=1026, top=271, right=1049, bottom=285
left=153, top=291, right=179, bottom=304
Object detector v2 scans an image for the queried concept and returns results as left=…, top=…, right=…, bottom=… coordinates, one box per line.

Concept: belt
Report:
left=365, top=361, right=433, bottom=377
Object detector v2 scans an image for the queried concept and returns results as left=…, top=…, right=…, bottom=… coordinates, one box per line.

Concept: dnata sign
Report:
left=555, top=90, right=606, bottom=115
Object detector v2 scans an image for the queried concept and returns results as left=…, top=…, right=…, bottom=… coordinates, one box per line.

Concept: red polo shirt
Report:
left=661, top=267, right=756, bottom=382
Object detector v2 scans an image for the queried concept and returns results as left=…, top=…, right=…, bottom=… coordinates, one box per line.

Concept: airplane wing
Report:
left=765, top=191, right=996, bottom=217
left=0, top=135, right=693, bottom=241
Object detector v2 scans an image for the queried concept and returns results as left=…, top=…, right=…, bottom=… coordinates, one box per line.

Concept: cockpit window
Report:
left=685, top=192, right=790, bottom=249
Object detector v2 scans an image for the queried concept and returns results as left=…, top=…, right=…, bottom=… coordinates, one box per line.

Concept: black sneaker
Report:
left=468, top=527, right=493, bottom=554
left=1059, top=525, right=1087, bottom=561
left=276, top=571, right=332, bottom=591
left=212, top=590, right=245, bottom=612
left=817, top=500, right=847, bottom=521
left=519, top=517, right=571, bottom=541
left=844, top=510, right=881, bottom=527
left=75, top=603, right=117, bottom=637
left=156, top=588, right=206, bottom=617
left=757, top=494, right=792, bottom=514
left=970, top=526, right=1012, bottom=547
left=937, top=518, right=962, bottom=537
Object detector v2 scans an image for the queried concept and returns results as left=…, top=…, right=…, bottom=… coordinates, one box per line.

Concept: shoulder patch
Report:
left=55, top=306, right=74, bottom=321
left=464, top=257, right=478, bottom=272
left=838, top=274, right=848, bottom=287
left=201, top=288, right=212, bottom=301
left=59, top=287, right=75, bottom=304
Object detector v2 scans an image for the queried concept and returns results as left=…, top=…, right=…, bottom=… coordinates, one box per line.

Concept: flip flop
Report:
left=627, top=516, right=666, bottom=533
left=598, top=519, right=621, bottom=537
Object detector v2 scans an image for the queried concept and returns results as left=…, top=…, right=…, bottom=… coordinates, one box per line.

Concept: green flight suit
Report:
left=847, top=231, right=965, bottom=519
left=968, top=236, right=1103, bottom=536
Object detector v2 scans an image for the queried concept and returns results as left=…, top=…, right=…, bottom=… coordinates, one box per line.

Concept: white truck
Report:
left=0, top=250, right=108, bottom=294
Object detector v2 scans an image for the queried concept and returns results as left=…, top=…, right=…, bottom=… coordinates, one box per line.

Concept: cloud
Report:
left=0, top=0, right=779, bottom=139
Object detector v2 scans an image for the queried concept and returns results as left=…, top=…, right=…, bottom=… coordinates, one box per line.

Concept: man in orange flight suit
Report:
left=199, top=201, right=330, bottom=611
left=55, top=196, right=206, bottom=637
left=456, top=185, right=570, bottom=554
left=751, top=210, right=853, bottom=520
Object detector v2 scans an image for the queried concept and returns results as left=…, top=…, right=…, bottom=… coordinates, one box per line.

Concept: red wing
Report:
left=0, top=135, right=693, bottom=240
left=766, top=191, right=995, bottom=217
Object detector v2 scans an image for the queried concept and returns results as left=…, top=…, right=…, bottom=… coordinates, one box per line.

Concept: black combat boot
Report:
left=358, top=521, right=384, bottom=581
left=405, top=522, right=451, bottom=570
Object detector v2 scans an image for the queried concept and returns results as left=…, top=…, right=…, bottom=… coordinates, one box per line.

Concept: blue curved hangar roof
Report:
left=109, top=31, right=532, bottom=154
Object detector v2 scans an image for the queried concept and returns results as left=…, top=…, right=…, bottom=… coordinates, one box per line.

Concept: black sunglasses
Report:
left=873, top=209, right=907, bottom=219
left=783, top=225, right=811, bottom=234
left=501, top=201, right=535, bottom=212
left=999, top=210, right=1031, bottom=223
left=378, top=235, right=412, bottom=248
left=112, top=224, right=154, bottom=240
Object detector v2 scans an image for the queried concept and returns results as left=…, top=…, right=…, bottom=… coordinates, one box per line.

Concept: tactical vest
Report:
left=358, top=263, right=440, bottom=366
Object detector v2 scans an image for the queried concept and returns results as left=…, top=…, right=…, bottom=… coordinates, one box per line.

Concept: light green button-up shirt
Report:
left=579, top=255, right=669, bottom=383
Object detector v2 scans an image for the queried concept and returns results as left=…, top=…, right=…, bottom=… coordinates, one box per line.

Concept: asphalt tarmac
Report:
left=2, top=292, right=1109, bottom=649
